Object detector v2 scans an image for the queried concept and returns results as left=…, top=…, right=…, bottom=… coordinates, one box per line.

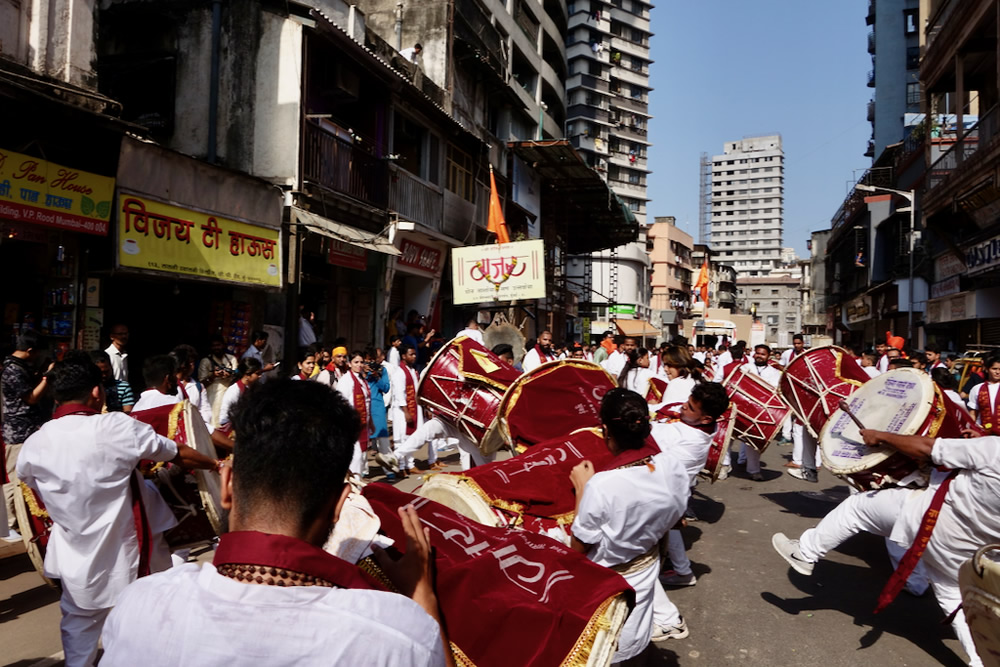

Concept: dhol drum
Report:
left=351, top=484, right=634, bottom=667
left=723, top=366, right=791, bottom=453
left=497, top=359, right=617, bottom=452
left=820, top=367, right=977, bottom=491
left=418, top=426, right=660, bottom=539
left=704, top=407, right=738, bottom=483
left=418, top=336, right=522, bottom=453
left=132, top=400, right=225, bottom=548
left=778, top=345, right=871, bottom=438
left=959, top=544, right=1000, bottom=667
left=13, top=482, right=55, bottom=586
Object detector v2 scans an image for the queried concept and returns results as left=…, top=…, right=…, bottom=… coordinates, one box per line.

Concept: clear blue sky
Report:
left=646, top=0, right=873, bottom=257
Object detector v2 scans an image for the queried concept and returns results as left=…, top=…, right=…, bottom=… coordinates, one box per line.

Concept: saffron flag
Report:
left=693, top=258, right=710, bottom=303
left=487, top=166, right=510, bottom=244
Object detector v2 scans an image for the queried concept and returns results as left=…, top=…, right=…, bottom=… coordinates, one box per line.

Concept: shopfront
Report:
left=95, top=137, right=283, bottom=371
left=387, top=223, right=449, bottom=341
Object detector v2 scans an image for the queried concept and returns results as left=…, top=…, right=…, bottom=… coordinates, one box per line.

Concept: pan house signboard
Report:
left=452, top=240, right=546, bottom=305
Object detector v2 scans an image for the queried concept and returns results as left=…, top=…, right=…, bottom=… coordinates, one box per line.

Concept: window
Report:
left=771, top=289, right=779, bottom=295
left=904, top=9, right=918, bottom=35
left=906, top=46, right=920, bottom=70
left=447, top=144, right=475, bottom=201
left=906, top=82, right=921, bottom=105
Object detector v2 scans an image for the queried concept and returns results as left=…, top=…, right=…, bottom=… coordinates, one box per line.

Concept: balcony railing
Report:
left=302, top=120, right=388, bottom=208
left=928, top=105, right=1000, bottom=190
left=389, top=165, right=443, bottom=231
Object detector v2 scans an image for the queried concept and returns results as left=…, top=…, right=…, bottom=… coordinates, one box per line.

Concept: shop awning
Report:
left=292, top=207, right=400, bottom=255
left=615, top=319, right=660, bottom=337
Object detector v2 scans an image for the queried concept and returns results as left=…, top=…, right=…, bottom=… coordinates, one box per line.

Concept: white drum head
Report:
left=417, top=475, right=504, bottom=527
left=820, top=368, right=934, bottom=474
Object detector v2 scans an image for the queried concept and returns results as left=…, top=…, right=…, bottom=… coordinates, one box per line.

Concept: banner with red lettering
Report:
left=0, top=148, right=115, bottom=236
left=362, top=484, right=634, bottom=667
left=452, top=239, right=546, bottom=305
left=117, top=192, right=282, bottom=287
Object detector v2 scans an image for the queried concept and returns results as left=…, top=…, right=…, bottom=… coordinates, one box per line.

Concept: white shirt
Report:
left=658, top=376, right=697, bottom=407
left=133, top=389, right=180, bottom=413
left=692, top=351, right=707, bottom=363
left=967, top=381, right=1000, bottom=418
left=217, top=381, right=245, bottom=428
left=740, top=361, right=782, bottom=387
left=391, top=364, right=424, bottom=438
left=101, top=563, right=445, bottom=666
left=651, top=421, right=715, bottom=487
left=299, top=317, right=317, bottom=346
left=715, top=350, right=733, bottom=370
left=601, top=350, right=626, bottom=377
left=877, top=354, right=890, bottom=374
left=458, top=328, right=485, bottom=345
left=572, top=451, right=688, bottom=661
left=862, top=365, right=881, bottom=379
left=17, top=411, right=178, bottom=609
left=387, top=346, right=401, bottom=368
left=522, top=347, right=555, bottom=373
left=620, top=367, right=653, bottom=395
left=779, top=347, right=805, bottom=367
left=105, top=343, right=129, bottom=382
left=891, top=437, right=1000, bottom=582
left=177, top=380, right=213, bottom=428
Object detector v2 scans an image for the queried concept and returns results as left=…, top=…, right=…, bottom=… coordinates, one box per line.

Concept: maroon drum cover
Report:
left=497, top=359, right=617, bottom=451
left=724, top=366, right=790, bottom=453
left=418, top=335, right=522, bottom=447
left=778, top=346, right=871, bottom=438
left=646, top=376, right=669, bottom=404
left=361, top=484, right=634, bottom=667
left=419, top=426, right=660, bottom=534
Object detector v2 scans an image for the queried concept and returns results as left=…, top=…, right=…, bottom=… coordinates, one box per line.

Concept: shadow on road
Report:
left=759, top=484, right=852, bottom=519
left=0, top=582, right=61, bottom=624
left=762, top=541, right=966, bottom=667
left=689, top=490, right=726, bottom=524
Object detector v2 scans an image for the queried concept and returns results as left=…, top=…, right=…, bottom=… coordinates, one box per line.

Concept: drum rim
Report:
left=13, top=483, right=55, bottom=587
left=417, top=474, right=507, bottom=527
left=778, top=345, right=868, bottom=439
left=497, top=359, right=616, bottom=448
left=417, top=335, right=469, bottom=399
left=181, top=403, right=226, bottom=536
left=819, top=367, right=936, bottom=474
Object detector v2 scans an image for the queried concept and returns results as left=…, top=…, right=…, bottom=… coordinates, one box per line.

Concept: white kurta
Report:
left=740, top=361, right=782, bottom=386
left=660, top=376, right=697, bottom=407
left=132, top=389, right=180, bottom=413
left=101, top=563, right=445, bottom=666
left=651, top=420, right=715, bottom=487
left=177, top=380, right=212, bottom=428
left=16, top=412, right=178, bottom=609
left=601, top=350, right=626, bottom=377
left=458, top=328, right=485, bottom=345
left=620, top=367, right=653, bottom=395
left=391, top=364, right=424, bottom=442
left=521, top=347, right=554, bottom=373
left=217, top=381, right=245, bottom=430
left=572, top=452, right=689, bottom=661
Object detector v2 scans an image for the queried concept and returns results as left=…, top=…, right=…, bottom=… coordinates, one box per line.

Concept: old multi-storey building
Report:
left=737, top=273, right=802, bottom=348
left=866, top=0, right=922, bottom=159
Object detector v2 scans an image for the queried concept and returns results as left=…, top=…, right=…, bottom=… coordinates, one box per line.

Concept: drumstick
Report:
left=837, top=399, right=867, bottom=431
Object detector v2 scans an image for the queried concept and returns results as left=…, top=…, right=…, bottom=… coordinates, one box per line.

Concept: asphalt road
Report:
left=0, top=441, right=970, bottom=666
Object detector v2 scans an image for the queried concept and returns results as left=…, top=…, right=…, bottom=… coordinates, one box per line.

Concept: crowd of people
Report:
left=1, top=319, right=998, bottom=666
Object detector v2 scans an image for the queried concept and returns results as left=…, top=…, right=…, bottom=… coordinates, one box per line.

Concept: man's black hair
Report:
left=931, top=367, right=957, bottom=390
left=231, top=380, right=359, bottom=533
left=754, top=344, right=772, bottom=355
left=172, top=344, right=199, bottom=366
left=15, top=330, right=42, bottom=352
left=90, top=349, right=111, bottom=365
left=49, top=354, right=102, bottom=403
left=492, top=343, right=514, bottom=357
left=252, top=330, right=269, bottom=342
left=793, top=333, right=804, bottom=342
left=401, top=343, right=417, bottom=357
left=390, top=335, right=403, bottom=344
left=143, top=355, right=177, bottom=389
left=925, top=342, right=941, bottom=354
left=691, top=382, right=730, bottom=420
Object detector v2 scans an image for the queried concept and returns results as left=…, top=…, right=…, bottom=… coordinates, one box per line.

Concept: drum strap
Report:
left=128, top=470, right=154, bottom=578
left=874, top=469, right=959, bottom=613
left=404, top=366, right=418, bottom=435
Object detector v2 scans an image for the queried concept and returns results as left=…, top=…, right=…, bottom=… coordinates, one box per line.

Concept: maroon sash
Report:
left=350, top=372, right=370, bottom=449
left=977, top=382, right=1000, bottom=435
left=403, top=365, right=418, bottom=436
left=213, top=531, right=382, bottom=590
left=535, top=345, right=555, bottom=363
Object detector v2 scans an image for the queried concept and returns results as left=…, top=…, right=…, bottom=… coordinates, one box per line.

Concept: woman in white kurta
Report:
left=656, top=346, right=699, bottom=408
left=569, top=388, right=690, bottom=662
left=336, top=352, right=372, bottom=477
left=617, top=348, right=653, bottom=396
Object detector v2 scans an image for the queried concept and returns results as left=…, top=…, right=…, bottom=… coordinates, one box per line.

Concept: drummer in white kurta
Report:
left=391, top=344, right=436, bottom=474
left=521, top=330, right=558, bottom=373
left=570, top=388, right=692, bottom=658
left=651, top=383, right=730, bottom=591
left=736, top=345, right=782, bottom=481
left=17, top=356, right=217, bottom=667
left=601, top=336, right=637, bottom=377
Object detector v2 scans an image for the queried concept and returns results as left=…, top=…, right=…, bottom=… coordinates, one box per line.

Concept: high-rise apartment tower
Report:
left=709, top=135, right=784, bottom=278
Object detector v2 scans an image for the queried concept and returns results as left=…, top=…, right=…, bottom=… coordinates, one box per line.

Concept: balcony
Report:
left=302, top=120, right=388, bottom=208
left=928, top=105, right=1000, bottom=191
left=389, top=165, right=443, bottom=231
left=610, top=94, right=650, bottom=116
left=568, top=72, right=611, bottom=92
left=567, top=104, right=610, bottom=123
left=866, top=0, right=876, bottom=25
left=454, top=0, right=506, bottom=81
left=867, top=69, right=875, bottom=87
left=569, top=134, right=610, bottom=155
left=867, top=99, right=875, bottom=122
left=610, top=35, right=649, bottom=60
left=611, top=122, right=650, bottom=144
left=867, top=30, right=876, bottom=54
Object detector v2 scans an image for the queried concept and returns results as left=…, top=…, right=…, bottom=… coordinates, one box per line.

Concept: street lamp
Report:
left=855, top=183, right=917, bottom=345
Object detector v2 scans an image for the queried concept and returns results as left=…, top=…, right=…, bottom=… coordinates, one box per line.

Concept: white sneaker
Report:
left=771, top=532, right=815, bottom=575
left=651, top=616, right=689, bottom=641
left=717, top=464, right=731, bottom=481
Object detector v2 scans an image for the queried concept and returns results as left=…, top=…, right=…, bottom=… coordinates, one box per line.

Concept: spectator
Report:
left=198, top=335, right=238, bottom=428
left=90, top=350, right=136, bottom=414
left=241, top=331, right=276, bottom=374
left=104, top=324, right=130, bottom=383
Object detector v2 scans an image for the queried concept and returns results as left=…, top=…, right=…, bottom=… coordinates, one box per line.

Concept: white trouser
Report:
left=457, top=437, right=495, bottom=471
left=373, top=436, right=394, bottom=474
left=652, top=578, right=682, bottom=627
left=60, top=588, right=111, bottom=667
left=782, top=417, right=793, bottom=441
left=349, top=444, right=365, bottom=477
left=800, top=427, right=818, bottom=470
left=4, top=442, right=23, bottom=531
left=791, top=421, right=804, bottom=465
left=666, top=529, right=692, bottom=576
left=798, top=488, right=981, bottom=667
left=395, top=418, right=452, bottom=470
left=885, top=538, right=929, bottom=595
left=738, top=441, right=762, bottom=475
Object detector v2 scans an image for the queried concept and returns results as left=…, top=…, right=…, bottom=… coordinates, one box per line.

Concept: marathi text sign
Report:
left=452, top=239, right=546, bottom=305
left=117, top=193, right=281, bottom=287
left=0, top=149, right=115, bottom=236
